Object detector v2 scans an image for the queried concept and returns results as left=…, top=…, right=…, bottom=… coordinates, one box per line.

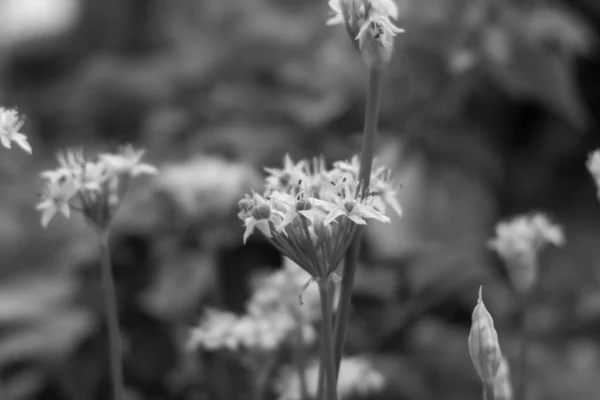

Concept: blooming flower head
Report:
left=37, top=145, right=157, bottom=228
left=239, top=153, right=400, bottom=280
left=275, top=356, right=385, bottom=400
left=0, top=107, right=31, bottom=154
left=488, top=212, right=564, bottom=294
left=468, top=287, right=502, bottom=385
left=36, top=178, right=79, bottom=227
left=327, top=0, right=404, bottom=69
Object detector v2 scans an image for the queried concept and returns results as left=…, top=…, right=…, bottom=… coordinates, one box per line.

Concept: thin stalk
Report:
left=332, top=67, right=383, bottom=377
left=319, top=279, right=338, bottom=400
left=516, top=291, right=531, bottom=400
left=98, top=229, right=124, bottom=400
left=484, top=382, right=495, bottom=400
left=293, top=323, right=309, bottom=400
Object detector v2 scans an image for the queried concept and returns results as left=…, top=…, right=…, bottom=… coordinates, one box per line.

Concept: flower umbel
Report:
left=488, top=212, right=564, bottom=294
left=238, top=154, right=400, bottom=280
left=327, top=0, right=404, bottom=69
left=0, top=107, right=31, bottom=154
left=37, top=145, right=156, bottom=228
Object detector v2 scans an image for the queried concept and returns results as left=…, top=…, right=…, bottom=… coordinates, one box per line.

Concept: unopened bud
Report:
left=492, top=357, right=513, bottom=400
left=251, top=204, right=271, bottom=220
left=468, top=286, right=502, bottom=385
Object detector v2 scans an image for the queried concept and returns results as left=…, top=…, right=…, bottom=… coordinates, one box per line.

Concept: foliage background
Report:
left=1, top=0, right=600, bottom=399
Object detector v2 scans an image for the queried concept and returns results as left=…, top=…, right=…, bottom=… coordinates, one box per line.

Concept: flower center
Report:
left=344, top=201, right=355, bottom=213
left=252, top=204, right=272, bottom=220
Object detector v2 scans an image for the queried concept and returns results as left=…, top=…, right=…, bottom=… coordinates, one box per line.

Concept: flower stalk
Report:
left=333, top=67, right=383, bottom=377
left=515, top=291, right=531, bottom=400
left=98, top=229, right=124, bottom=400
left=318, top=277, right=338, bottom=400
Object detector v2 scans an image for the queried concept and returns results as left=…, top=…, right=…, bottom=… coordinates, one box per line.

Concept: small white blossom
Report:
left=99, top=145, right=157, bottom=177
left=0, top=107, right=31, bottom=154
left=36, top=179, right=79, bottom=227
left=489, top=212, right=564, bottom=294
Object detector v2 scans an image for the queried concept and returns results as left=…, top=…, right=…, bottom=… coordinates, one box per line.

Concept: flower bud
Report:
left=251, top=203, right=271, bottom=220
left=468, top=286, right=502, bottom=385
left=491, top=357, right=513, bottom=400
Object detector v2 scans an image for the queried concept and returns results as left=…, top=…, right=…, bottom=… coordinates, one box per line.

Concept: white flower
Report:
left=488, top=212, right=564, bottom=294
left=327, top=0, right=345, bottom=26
left=0, top=107, right=31, bottom=154
left=36, top=178, right=79, bottom=227
left=99, top=145, right=157, bottom=177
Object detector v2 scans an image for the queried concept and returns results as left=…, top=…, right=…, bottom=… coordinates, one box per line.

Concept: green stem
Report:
left=332, top=67, right=383, bottom=377
left=484, top=382, right=495, bottom=400
left=293, top=323, right=309, bottom=400
left=516, top=291, right=531, bottom=400
left=319, top=279, right=338, bottom=400
left=98, top=230, right=124, bottom=400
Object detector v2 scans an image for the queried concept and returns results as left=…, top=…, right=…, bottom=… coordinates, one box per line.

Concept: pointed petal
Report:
left=41, top=207, right=57, bottom=227
left=59, top=203, right=70, bottom=218
left=132, top=163, right=157, bottom=176
left=348, top=214, right=367, bottom=225
left=324, top=208, right=346, bottom=226
left=243, top=219, right=257, bottom=244
left=0, top=135, right=11, bottom=148
left=12, top=134, right=31, bottom=154
left=254, top=219, right=272, bottom=238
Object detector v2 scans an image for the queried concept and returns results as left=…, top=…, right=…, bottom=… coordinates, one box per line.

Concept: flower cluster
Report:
left=36, top=145, right=156, bottom=228
left=188, top=307, right=315, bottom=354
left=0, top=107, right=31, bottom=154
left=275, top=355, right=386, bottom=400
left=238, top=154, right=402, bottom=280
left=188, top=260, right=319, bottom=355
left=327, top=0, right=404, bottom=68
left=488, top=212, right=564, bottom=294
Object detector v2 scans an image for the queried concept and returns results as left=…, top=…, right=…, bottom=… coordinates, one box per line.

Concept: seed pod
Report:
left=468, top=286, right=502, bottom=385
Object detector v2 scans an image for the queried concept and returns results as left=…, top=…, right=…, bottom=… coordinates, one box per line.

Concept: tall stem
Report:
left=332, top=68, right=383, bottom=376
left=516, top=291, right=531, bottom=400
left=484, top=382, right=495, bottom=400
left=319, top=279, right=338, bottom=400
left=99, top=230, right=124, bottom=400
left=293, top=324, right=309, bottom=400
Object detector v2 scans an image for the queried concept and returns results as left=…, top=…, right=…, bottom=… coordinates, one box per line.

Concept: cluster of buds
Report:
left=468, top=287, right=503, bottom=390
left=0, top=107, right=31, bottom=154
left=36, top=145, right=157, bottom=229
left=488, top=212, right=564, bottom=295
left=238, top=154, right=402, bottom=285
left=275, top=355, right=385, bottom=400
left=327, top=0, right=404, bottom=69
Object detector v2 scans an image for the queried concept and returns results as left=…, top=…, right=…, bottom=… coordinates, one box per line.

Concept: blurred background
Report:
left=1, top=0, right=600, bottom=399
